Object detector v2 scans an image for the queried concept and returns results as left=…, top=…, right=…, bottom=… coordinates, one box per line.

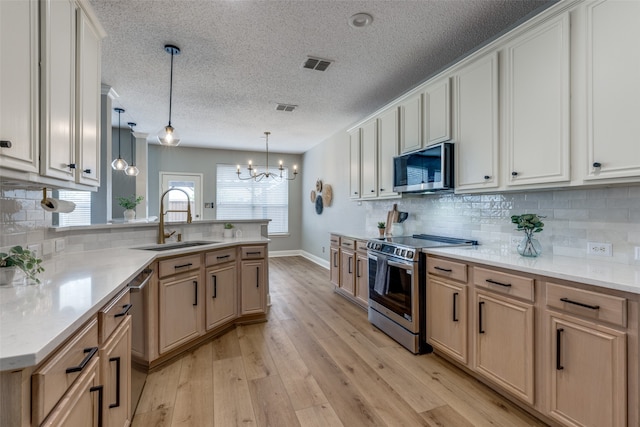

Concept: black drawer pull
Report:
left=114, top=303, right=132, bottom=318
left=174, top=262, right=193, bottom=269
left=67, top=163, right=77, bottom=169
left=478, top=301, right=485, bottom=334
left=66, top=346, right=98, bottom=373
left=434, top=266, right=452, bottom=272
left=560, top=297, right=600, bottom=310
left=246, top=251, right=261, bottom=255
left=193, top=281, right=198, bottom=306
left=0, top=140, right=12, bottom=148
left=212, top=275, right=217, bottom=298
left=216, top=255, right=230, bottom=260
left=556, top=328, right=564, bottom=370
left=486, top=278, right=511, bottom=287
left=90, top=385, right=104, bottom=427
left=83, top=168, right=92, bottom=174
left=452, top=292, right=459, bottom=322
left=109, top=357, right=121, bottom=408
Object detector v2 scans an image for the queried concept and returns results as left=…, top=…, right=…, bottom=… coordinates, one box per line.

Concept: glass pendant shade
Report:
left=157, top=124, right=180, bottom=146
left=125, top=165, right=140, bottom=176
left=111, top=107, right=128, bottom=170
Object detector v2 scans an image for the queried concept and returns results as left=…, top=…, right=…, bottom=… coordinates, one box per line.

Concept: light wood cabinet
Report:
left=424, top=77, right=451, bottom=146
left=360, top=119, right=378, bottom=199
left=205, top=263, right=238, bottom=330
left=100, top=316, right=131, bottom=427
left=329, top=234, right=340, bottom=286
left=349, top=128, right=361, bottom=199
left=583, top=0, right=640, bottom=182
left=339, top=245, right=355, bottom=294
left=377, top=107, right=399, bottom=198
left=503, top=12, right=570, bottom=187
left=399, top=92, right=423, bottom=153
left=0, top=0, right=39, bottom=173
left=355, top=250, right=369, bottom=307
left=427, top=275, right=468, bottom=364
left=454, top=53, right=499, bottom=191
left=240, top=259, right=266, bottom=315
left=333, top=236, right=368, bottom=309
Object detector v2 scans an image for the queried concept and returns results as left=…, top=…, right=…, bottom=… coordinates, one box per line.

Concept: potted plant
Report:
left=223, top=223, right=234, bottom=238
left=117, top=195, right=144, bottom=222
left=0, top=245, right=44, bottom=286
left=377, top=221, right=386, bottom=237
left=511, top=213, right=545, bottom=257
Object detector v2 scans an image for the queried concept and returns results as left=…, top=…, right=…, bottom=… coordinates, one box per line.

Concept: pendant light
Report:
left=111, top=108, right=128, bottom=170
left=157, top=44, right=181, bottom=146
left=124, top=122, right=140, bottom=176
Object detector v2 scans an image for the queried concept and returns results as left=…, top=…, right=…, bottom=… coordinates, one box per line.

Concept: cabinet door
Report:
left=75, top=7, right=101, bottom=186
left=548, top=313, right=626, bottom=427
left=40, top=0, right=76, bottom=181
left=427, top=276, right=467, bottom=364
left=241, top=259, right=266, bottom=315
left=329, top=247, right=340, bottom=286
left=377, top=107, right=399, bottom=198
left=584, top=0, right=640, bottom=181
left=474, top=291, right=534, bottom=404
left=399, top=93, right=423, bottom=153
left=455, top=53, right=499, bottom=191
left=424, top=78, right=451, bottom=146
left=100, top=316, right=131, bottom=427
left=339, top=250, right=354, bottom=294
left=355, top=253, right=369, bottom=306
left=349, top=128, right=361, bottom=199
left=0, top=0, right=39, bottom=173
left=360, top=119, right=378, bottom=199
left=158, top=272, right=202, bottom=354
left=205, top=264, right=238, bottom=330
left=504, top=13, right=570, bottom=186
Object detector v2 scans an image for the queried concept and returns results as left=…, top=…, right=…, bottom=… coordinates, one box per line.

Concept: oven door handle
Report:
left=387, top=260, right=412, bottom=270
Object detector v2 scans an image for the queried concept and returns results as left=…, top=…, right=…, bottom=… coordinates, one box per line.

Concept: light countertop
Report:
left=0, top=237, right=269, bottom=371
left=424, top=244, right=640, bottom=295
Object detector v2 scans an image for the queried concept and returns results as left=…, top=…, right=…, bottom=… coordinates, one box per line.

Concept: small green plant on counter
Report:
left=0, top=246, right=44, bottom=284
left=117, top=195, right=144, bottom=210
left=224, top=223, right=234, bottom=229
left=377, top=221, right=386, bottom=229
left=511, top=213, right=545, bottom=236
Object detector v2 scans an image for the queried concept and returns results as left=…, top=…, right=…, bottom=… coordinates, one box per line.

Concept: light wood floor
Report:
left=132, top=256, right=548, bottom=427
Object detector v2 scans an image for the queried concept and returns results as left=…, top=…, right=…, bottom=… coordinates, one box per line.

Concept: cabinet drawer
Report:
left=355, top=239, right=368, bottom=254
left=32, top=317, right=99, bottom=425
left=341, top=238, right=355, bottom=250
left=98, top=286, right=131, bottom=343
left=546, top=282, right=626, bottom=327
left=241, top=246, right=265, bottom=259
left=474, top=267, right=534, bottom=302
left=427, top=257, right=467, bottom=282
left=205, top=247, right=236, bottom=266
left=158, top=253, right=201, bottom=278
left=330, top=234, right=341, bottom=247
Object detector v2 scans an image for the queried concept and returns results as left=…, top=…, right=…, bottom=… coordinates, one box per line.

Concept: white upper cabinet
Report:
left=377, top=107, right=399, bottom=198
left=360, top=119, right=378, bottom=199
left=454, top=53, right=499, bottom=192
left=349, top=128, right=361, bottom=199
left=0, top=0, right=39, bottom=173
left=399, top=92, right=423, bottom=154
left=424, top=78, right=451, bottom=146
left=583, top=0, right=640, bottom=181
left=503, top=13, right=570, bottom=187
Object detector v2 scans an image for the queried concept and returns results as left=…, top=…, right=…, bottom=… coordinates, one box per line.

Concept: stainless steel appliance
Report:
left=367, top=234, right=476, bottom=353
left=393, top=142, right=454, bottom=193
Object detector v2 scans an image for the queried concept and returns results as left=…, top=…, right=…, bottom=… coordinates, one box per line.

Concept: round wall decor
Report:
left=316, top=179, right=323, bottom=192
left=315, top=195, right=324, bottom=214
left=322, top=184, right=333, bottom=207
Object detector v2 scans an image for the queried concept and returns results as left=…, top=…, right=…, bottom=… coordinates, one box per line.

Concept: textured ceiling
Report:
left=90, top=0, right=556, bottom=154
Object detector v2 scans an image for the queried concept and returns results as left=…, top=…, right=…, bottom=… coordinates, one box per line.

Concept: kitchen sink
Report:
left=135, top=241, right=219, bottom=251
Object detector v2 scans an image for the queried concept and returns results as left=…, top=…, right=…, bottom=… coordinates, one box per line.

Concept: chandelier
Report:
left=236, top=132, right=299, bottom=182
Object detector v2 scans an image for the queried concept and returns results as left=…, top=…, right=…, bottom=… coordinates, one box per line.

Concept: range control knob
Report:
left=400, top=249, right=406, bottom=258
left=407, top=251, right=414, bottom=259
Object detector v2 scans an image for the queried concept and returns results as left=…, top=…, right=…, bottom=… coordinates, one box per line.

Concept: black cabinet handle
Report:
left=83, top=168, right=92, bottom=174
left=511, top=171, right=518, bottom=176
left=193, top=281, right=198, bottom=306
left=371, top=189, right=375, bottom=192
left=560, top=297, right=600, bottom=310
left=593, top=162, right=602, bottom=168
left=212, top=275, right=217, bottom=298
left=348, top=257, right=352, bottom=274
left=356, top=259, right=361, bottom=278
left=380, top=188, right=385, bottom=192
left=452, top=292, right=459, bottom=322
left=66, top=347, right=98, bottom=373
left=484, top=175, right=490, bottom=180
left=67, top=163, right=77, bottom=169
left=114, top=303, right=132, bottom=318
left=486, top=278, right=512, bottom=287
left=0, top=140, right=12, bottom=148
left=556, top=328, right=564, bottom=370
left=478, top=301, right=485, bottom=334
left=256, top=266, right=260, bottom=287
left=354, top=191, right=358, bottom=195
left=108, top=357, right=121, bottom=408
left=333, top=252, right=338, bottom=268
left=216, top=255, right=230, bottom=260
left=175, top=262, right=193, bottom=269
left=434, top=266, right=452, bottom=272
left=247, top=251, right=261, bottom=255
left=90, top=385, right=104, bottom=427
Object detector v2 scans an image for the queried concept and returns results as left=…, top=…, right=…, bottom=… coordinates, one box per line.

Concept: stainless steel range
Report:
left=366, top=234, right=477, bottom=354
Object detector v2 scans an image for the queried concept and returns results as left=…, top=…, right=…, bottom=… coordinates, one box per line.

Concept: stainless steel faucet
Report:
left=158, top=188, right=192, bottom=243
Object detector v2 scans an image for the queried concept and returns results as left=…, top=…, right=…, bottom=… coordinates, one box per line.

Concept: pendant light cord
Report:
left=168, top=50, right=174, bottom=127
left=117, top=110, right=122, bottom=157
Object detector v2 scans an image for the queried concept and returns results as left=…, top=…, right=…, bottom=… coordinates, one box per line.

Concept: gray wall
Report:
left=147, top=144, right=303, bottom=252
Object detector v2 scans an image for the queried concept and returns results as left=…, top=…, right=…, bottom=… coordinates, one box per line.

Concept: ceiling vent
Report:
left=303, top=57, right=333, bottom=71
left=276, top=103, right=297, bottom=112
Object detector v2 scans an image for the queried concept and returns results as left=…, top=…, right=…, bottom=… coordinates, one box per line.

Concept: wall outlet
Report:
left=27, top=244, right=41, bottom=259
left=55, top=239, right=65, bottom=253
left=587, top=242, right=612, bottom=256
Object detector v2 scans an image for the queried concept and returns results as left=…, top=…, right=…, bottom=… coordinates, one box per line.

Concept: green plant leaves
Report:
left=511, top=213, right=545, bottom=233
left=0, top=246, right=44, bottom=284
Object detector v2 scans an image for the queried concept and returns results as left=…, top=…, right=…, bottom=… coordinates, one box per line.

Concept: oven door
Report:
left=368, top=253, right=419, bottom=334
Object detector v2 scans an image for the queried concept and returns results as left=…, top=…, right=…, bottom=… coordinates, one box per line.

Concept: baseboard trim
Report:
left=269, top=250, right=329, bottom=269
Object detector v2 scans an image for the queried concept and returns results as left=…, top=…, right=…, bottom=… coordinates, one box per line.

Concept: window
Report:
left=56, top=191, right=91, bottom=226
left=216, top=164, right=289, bottom=234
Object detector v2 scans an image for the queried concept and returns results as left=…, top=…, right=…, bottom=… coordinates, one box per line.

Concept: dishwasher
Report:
left=128, top=267, right=154, bottom=415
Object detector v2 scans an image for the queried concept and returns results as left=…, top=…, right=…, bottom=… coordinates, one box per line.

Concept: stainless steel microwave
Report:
left=392, top=142, right=454, bottom=193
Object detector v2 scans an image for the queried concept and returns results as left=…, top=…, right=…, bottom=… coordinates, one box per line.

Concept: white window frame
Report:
left=159, top=172, right=203, bottom=221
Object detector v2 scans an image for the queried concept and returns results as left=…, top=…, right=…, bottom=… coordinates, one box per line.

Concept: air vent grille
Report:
left=303, top=57, right=333, bottom=71
left=276, top=103, right=297, bottom=112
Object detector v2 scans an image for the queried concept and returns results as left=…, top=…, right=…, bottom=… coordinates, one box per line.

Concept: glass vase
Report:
left=517, top=234, right=542, bottom=257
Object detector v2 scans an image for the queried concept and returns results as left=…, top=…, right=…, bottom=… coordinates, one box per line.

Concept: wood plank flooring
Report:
left=132, top=256, right=548, bottom=427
